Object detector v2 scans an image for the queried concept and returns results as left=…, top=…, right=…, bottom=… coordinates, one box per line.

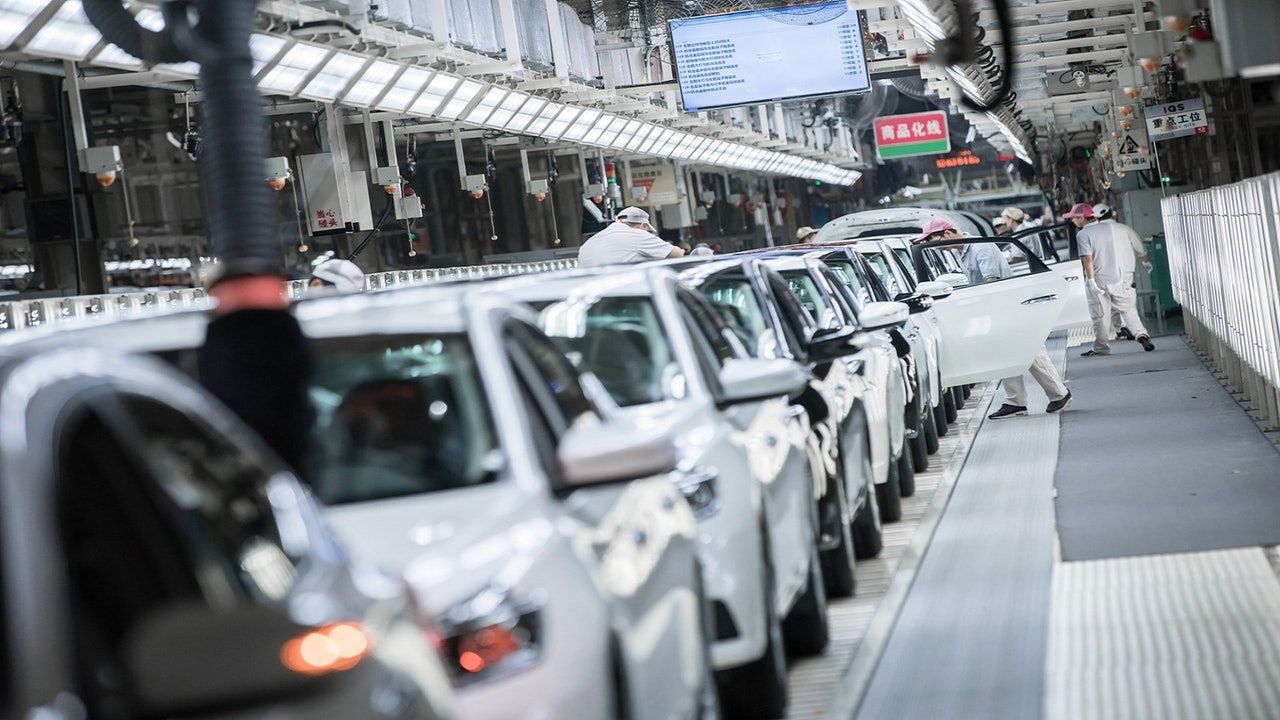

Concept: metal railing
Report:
left=0, top=259, right=578, bottom=334
left=1162, top=171, right=1280, bottom=428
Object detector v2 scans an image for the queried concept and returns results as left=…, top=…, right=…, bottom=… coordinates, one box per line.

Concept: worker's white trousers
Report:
left=1089, top=271, right=1148, bottom=352
left=1003, top=347, right=1069, bottom=407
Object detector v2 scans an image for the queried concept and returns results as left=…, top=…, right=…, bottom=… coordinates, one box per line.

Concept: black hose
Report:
left=81, top=0, right=189, bottom=64
left=347, top=198, right=396, bottom=261
left=958, top=0, right=1015, bottom=113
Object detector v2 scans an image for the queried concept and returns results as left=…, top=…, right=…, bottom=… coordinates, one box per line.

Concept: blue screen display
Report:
left=669, top=2, right=871, bottom=112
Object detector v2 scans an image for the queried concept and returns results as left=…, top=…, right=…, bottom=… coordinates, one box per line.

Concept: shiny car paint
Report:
left=499, top=268, right=817, bottom=671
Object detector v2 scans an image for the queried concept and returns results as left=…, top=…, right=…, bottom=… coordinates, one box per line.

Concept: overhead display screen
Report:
left=669, top=1, right=870, bottom=112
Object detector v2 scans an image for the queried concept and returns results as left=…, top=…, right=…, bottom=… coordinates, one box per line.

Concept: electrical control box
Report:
left=527, top=179, right=550, bottom=196
left=299, top=153, right=373, bottom=236
left=397, top=194, right=424, bottom=220
left=81, top=145, right=121, bottom=174
left=264, top=156, right=291, bottom=182
left=373, top=166, right=401, bottom=186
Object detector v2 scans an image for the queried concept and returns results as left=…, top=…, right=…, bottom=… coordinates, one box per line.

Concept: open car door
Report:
left=1009, top=223, right=1091, bottom=331
left=913, top=238, right=1068, bottom=386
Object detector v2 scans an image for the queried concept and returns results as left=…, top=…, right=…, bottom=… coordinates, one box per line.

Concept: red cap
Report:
left=913, top=218, right=957, bottom=244
left=1063, top=202, right=1094, bottom=219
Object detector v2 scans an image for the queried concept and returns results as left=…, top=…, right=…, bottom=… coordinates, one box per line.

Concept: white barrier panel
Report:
left=1163, top=171, right=1280, bottom=422
left=0, top=259, right=577, bottom=334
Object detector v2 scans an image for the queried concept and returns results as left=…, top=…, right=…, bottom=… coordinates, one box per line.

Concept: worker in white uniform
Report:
left=915, top=218, right=1072, bottom=419
left=1095, top=203, right=1152, bottom=341
left=1068, top=202, right=1155, bottom=355
left=577, top=207, right=685, bottom=267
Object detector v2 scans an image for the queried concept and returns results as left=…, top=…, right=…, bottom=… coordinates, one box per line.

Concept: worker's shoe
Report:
left=1117, top=327, right=1135, bottom=340
left=1138, top=335, right=1155, bottom=352
left=1046, top=391, right=1073, bottom=414
left=988, top=403, right=1028, bottom=420
left=1080, top=349, right=1110, bottom=357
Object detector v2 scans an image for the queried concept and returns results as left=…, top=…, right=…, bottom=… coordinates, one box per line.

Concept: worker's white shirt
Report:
left=1077, top=222, right=1125, bottom=286
left=1095, top=218, right=1145, bottom=275
left=577, top=222, right=674, bottom=267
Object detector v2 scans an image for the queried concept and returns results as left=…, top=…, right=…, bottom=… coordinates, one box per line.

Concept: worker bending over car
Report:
left=915, top=217, right=1072, bottom=420
left=577, top=207, right=685, bottom=267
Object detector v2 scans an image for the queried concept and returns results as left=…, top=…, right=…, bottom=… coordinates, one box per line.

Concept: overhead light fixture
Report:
left=300, top=51, right=368, bottom=102
left=377, top=67, right=432, bottom=112
left=24, top=1, right=101, bottom=60
left=259, top=42, right=331, bottom=95
left=341, top=59, right=402, bottom=107
left=436, top=79, right=484, bottom=120
left=409, top=72, right=461, bottom=117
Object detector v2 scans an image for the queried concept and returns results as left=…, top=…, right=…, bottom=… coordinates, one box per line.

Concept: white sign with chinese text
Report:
left=1145, top=99, right=1210, bottom=142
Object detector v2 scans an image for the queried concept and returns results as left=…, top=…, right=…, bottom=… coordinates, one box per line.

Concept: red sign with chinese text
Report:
left=874, top=111, right=951, bottom=159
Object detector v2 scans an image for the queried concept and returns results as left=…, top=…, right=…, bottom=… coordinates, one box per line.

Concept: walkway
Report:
left=843, top=334, right=1280, bottom=720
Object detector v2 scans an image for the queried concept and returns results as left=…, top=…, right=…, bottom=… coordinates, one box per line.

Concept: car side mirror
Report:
left=718, top=357, right=811, bottom=404
left=938, top=272, right=968, bottom=288
left=915, top=280, right=953, bottom=300
left=895, top=293, right=933, bottom=314
left=805, top=326, right=863, bottom=363
left=123, top=602, right=334, bottom=717
left=557, top=419, right=678, bottom=488
left=860, top=301, right=910, bottom=330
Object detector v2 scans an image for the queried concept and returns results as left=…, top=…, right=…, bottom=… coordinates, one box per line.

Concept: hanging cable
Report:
left=347, top=197, right=396, bottom=261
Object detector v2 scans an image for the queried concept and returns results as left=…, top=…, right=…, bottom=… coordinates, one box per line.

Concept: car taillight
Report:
left=280, top=622, right=373, bottom=676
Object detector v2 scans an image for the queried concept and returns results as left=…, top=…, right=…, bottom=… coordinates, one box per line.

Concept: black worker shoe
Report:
left=1046, top=391, right=1073, bottom=414
left=988, top=404, right=1028, bottom=420
left=1117, top=327, right=1135, bottom=340
left=1138, top=335, right=1155, bottom=352
left=1080, top=349, right=1110, bottom=357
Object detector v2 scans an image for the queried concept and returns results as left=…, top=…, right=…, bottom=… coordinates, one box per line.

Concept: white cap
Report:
left=1093, top=203, right=1113, bottom=218
left=993, top=216, right=1007, bottom=227
left=616, top=207, right=651, bottom=224
left=311, top=258, right=365, bottom=293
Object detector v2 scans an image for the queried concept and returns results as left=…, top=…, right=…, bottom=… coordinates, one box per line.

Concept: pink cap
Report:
left=1062, top=202, right=1095, bottom=219
left=913, top=217, right=957, bottom=243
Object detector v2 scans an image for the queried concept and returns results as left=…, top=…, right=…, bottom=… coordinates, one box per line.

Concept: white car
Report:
left=3, top=288, right=718, bottom=720
left=813, top=207, right=990, bottom=242
left=679, top=258, right=898, bottom=571
left=795, top=245, right=940, bottom=472
left=758, top=253, right=912, bottom=520
left=500, top=266, right=828, bottom=720
left=847, top=239, right=954, bottom=443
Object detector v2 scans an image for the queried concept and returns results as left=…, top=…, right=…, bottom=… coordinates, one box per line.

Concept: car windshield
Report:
left=308, top=334, right=499, bottom=505
left=695, top=276, right=778, bottom=359
left=535, top=296, right=684, bottom=407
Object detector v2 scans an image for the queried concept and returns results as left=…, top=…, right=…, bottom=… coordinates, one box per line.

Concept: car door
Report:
left=914, top=238, right=1068, bottom=385
left=1008, top=223, right=1091, bottom=330
left=502, top=320, right=703, bottom=720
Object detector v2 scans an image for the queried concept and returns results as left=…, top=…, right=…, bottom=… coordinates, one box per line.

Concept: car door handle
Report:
left=1064, top=275, right=1080, bottom=282
left=672, top=467, right=720, bottom=518
left=1021, top=294, right=1058, bottom=305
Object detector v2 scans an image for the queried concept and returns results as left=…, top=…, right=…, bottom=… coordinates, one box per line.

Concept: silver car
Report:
left=2, top=286, right=717, bottom=720
left=0, top=346, right=454, bottom=720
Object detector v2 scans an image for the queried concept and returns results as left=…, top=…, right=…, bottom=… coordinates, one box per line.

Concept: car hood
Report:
left=322, top=481, right=556, bottom=611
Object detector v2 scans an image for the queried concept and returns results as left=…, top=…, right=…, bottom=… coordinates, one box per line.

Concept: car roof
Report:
left=489, top=265, right=657, bottom=301
left=758, top=255, right=812, bottom=272
left=816, top=208, right=986, bottom=241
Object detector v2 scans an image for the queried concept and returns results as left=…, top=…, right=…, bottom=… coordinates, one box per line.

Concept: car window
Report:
left=504, top=320, right=595, bottom=435
left=694, top=276, right=779, bottom=359
left=57, top=398, right=308, bottom=716
left=825, top=258, right=871, bottom=305
left=676, top=289, right=742, bottom=366
left=819, top=267, right=862, bottom=325
left=309, top=334, right=499, bottom=504
left=765, top=273, right=816, bottom=344
left=892, top=247, right=918, bottom=283
left=860, top=251, right=905, bottom=296
left=536, top=296, right=685, bottom=407
left=781, top=270, right=838, bottom=329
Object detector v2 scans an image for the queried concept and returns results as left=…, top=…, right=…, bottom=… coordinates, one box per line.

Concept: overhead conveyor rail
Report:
left=1163, top=171, right=1280, bottom=428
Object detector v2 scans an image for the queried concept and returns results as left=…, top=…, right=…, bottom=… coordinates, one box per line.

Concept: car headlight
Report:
left=438, top=587, right=544, bottom=687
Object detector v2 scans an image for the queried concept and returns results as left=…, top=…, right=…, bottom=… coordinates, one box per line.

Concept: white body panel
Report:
left=932, top=271, right=1068, bottom=386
